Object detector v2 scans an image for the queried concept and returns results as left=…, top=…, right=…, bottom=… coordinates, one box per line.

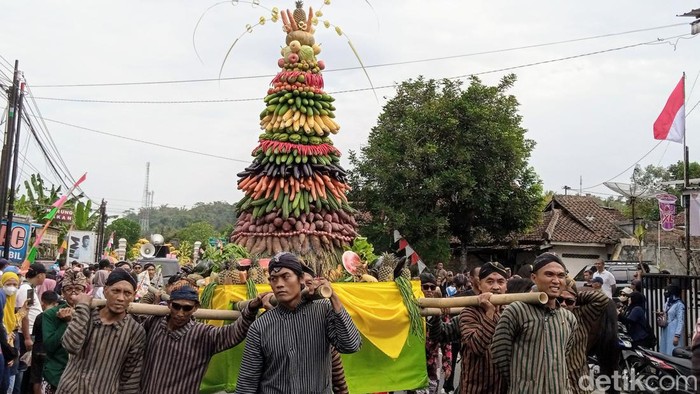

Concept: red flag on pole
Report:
left=653, top=76, right=685, bottom=143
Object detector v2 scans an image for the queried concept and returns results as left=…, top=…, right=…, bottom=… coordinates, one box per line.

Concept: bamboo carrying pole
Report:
left=91, top=299, right=241, bottom=320
left=90, top=284, right=334, bottom=321
left=417, top=292, right=548, bottom=309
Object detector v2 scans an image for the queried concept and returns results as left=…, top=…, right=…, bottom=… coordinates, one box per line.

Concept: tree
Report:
left=15, top=174, right=82, bottom=222
left=174, top=221, right=217, bottom=244
left=627, top=161, right=700, bottom=221
left=348, top=76, right=543, bottom=265
left=105, top=218, right=141, bottom=250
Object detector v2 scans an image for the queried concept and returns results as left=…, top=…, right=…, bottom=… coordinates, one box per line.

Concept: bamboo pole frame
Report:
left=417, top=292, right=548, bottom=308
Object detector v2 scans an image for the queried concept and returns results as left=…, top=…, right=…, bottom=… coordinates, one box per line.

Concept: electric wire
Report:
left=29, top=33, right=696, bottom=105
left=29, top=22, right=689, bottom=88
left=34, top=116, right=254, bottom=163
left=582, top=141, right=664, bottom=191
left=22, top=85, right=96, bottom=203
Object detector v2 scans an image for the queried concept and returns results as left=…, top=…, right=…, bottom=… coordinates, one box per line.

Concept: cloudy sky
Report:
left=1, top=1, right=698, bottom=217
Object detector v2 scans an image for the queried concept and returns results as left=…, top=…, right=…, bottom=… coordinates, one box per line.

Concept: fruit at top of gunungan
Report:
left=289, top=40, right=302, bottom=53
left=287, top=53, right=299, bottom=63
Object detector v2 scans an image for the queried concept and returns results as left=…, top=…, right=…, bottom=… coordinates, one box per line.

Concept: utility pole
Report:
left=0, top=60, right=19, bottom=221
left=95, top=199, right=107, bottom=262
left=3, top=80, right=25, bottom=260
left=563, top=185, right=571, bottom=196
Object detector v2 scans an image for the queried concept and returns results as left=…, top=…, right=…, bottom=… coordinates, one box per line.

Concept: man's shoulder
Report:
left=125, top=315, right=147, bottom=334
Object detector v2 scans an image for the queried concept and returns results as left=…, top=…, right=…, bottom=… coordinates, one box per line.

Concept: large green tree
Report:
left=105, top=218, right=141, bottom=250
left=174, top=221, right=217, bottom=244
left=348, top=75, right=543, bottom=264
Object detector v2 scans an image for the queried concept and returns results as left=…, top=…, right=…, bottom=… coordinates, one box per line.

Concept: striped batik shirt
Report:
left=567, top=290, right=610, bottom=394
left=56, top=304, right=145, bottom=394
left=491, top=301, right=578, bottom=394
left=139, top=304, right=259, bottom=394
left=458, top=306, right=503, bottom=394
left=236, top=299, right=362, bottom=394
left=330, top=347, right=349, bottom=394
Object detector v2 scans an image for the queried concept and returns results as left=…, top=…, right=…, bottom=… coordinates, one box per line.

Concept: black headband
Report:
left=269, top=252, right=303, bottom=276
left=170, top=286, right=200, bottom=303
left=301, top=264, right=315, bottom=277
left=105, top=268, right=137, bottom=290
left=479, top=262, right=508, bottom=280
left=531, top=253, right=566, bottom=273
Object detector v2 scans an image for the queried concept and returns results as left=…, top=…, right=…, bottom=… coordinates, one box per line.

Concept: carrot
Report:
left=309, top=183, right=317, bottom=201
left=306, top=6, right=314, bottom=32
left=246, top=181, right=257, bottom=192
left=273, top=180, right=281, bottom=201
left=280, top=8, right=290, bottom=27
left=238, top=177, right=251, bottom=189
left=287, top=10, right=298, bottom=30
left=264, top=179, right=274, bottom=198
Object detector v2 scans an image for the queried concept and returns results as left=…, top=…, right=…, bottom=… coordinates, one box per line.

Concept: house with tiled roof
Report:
left=518, top=194, right=631, bottom=276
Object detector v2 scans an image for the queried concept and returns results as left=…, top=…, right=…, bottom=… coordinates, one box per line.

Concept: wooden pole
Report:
left=420, top=307, right=465, bottom=317
left=417, top=292, right=548, bottom=308
left=91, top=300, right=241, bottom=320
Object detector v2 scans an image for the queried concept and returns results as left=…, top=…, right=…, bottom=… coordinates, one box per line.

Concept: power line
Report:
left=35, top=116, right=254, bottom=163
left=29, top=22, right=689, bottom=89
left=582, top=141, right=664, bottom=190
left=29, top=33, right=696, bottom=105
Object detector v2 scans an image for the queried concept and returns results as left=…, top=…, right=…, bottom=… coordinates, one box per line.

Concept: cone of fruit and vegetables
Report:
left=231, top=0, right=359, bottom=276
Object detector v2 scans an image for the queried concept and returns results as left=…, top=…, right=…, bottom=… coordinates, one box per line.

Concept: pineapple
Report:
left=293, top=1, right=306, bottom=27
left=400, top=267, right=411, bottom=280
left=377, top=253, right=397, bottom=282
left=217, top=261, right=243, bottom=285
left=248, top=260, right=268, bottom=284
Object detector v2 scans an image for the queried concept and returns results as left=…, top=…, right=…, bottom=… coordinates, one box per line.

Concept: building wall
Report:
left=548, top=244, right=612, bottom=277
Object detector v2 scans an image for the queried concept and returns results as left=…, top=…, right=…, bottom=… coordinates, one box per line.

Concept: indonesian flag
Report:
left=653, top=75, right=685, bottom=143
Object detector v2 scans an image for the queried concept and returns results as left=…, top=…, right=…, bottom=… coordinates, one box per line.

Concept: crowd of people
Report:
left=418, top=257, right=700, bottom=394
left=0, top=253, right=360, bottom=394
left=0, top=253, right=696, bottom=393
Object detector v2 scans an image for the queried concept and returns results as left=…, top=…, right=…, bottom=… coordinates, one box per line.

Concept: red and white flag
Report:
left=653, top=75, right=685, bottom=143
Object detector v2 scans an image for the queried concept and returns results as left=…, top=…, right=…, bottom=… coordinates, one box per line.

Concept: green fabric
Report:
left=200, top=333, right=427, bottom=393
left=41, top=301, right=69, bottom=387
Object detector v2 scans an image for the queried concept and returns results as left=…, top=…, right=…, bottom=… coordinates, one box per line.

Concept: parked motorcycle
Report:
left=630, top=346, right=695, bottom=394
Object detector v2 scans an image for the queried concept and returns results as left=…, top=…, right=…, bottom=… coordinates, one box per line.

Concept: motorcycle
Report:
left=612, top=323, right=695, bottom=394
left=629, top=346, right=695, bottom=394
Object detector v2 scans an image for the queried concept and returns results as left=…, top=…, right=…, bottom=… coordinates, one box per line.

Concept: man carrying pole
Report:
left=236, top=252, right=361, bottom=393
left=139, top=286, right=272, bottom=394
left=491, top=253, right=578, bottom=394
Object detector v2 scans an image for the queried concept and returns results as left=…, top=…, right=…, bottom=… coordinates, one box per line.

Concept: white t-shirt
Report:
left=593, top=270, right=616, bottom=298
left=15, top=282, right=42, bottom=334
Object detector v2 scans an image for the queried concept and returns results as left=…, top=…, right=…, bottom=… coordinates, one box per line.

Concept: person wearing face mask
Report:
left=658, top=284, right=685, bottom=355
left=0, top=271, right=20, bottom=392
left=2, top=271, right=24, bottom=392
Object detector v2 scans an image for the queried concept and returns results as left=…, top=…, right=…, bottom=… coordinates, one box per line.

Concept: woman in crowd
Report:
left=658, top=284, right=685, bottom=355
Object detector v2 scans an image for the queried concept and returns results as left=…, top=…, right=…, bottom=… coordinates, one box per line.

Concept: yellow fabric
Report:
left=1, top=272, right=19, bottom=334
left=203, top=281, right=422, bottom=359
